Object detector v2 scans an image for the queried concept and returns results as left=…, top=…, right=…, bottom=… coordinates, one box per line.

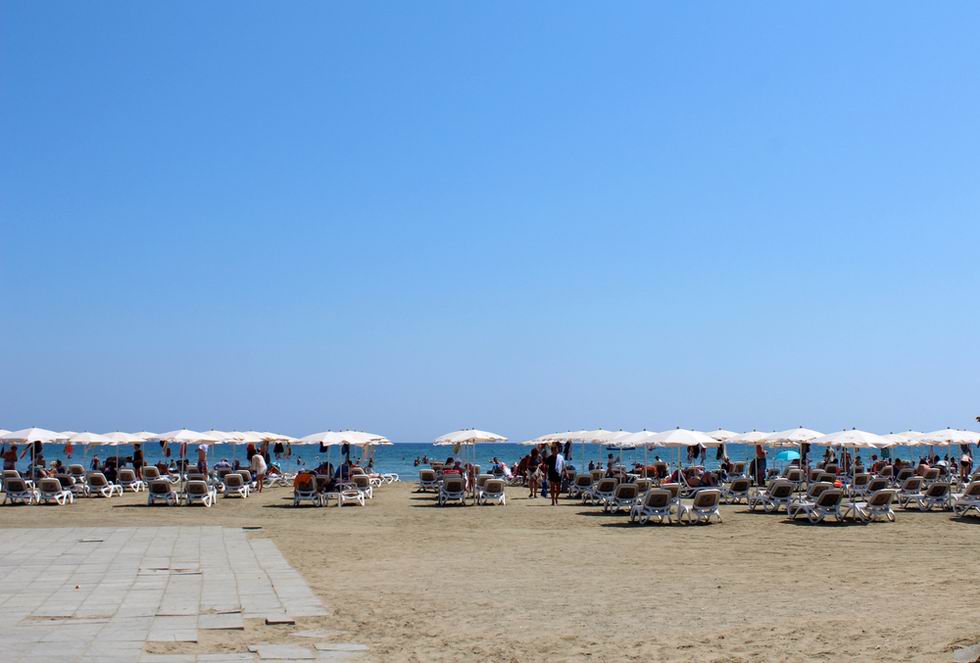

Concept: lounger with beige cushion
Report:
left=3, top=477, right=38, bottom=505
left=222, top=473, right=250, bottom=498
left=865, top=477, right=889, bottom=494
left=416, top=469, right=439, bottom=493
left=748, top=479, right=794, bottom=513
left=896, top=476, right=924, bottom=506
left=147, top=479, right=179, bottom=506
left=86, top=472, right=123, bottom=498
left=37, top=477, right=74, bottom=505
left=602, top=483, right=639, bottom=513
left=788, top=482, right=834, bottom=518
left=183, top=480, right=217, bottom=507
left=352, top=474, right=374, bottom=499
left=568, top=475, right=593, bottom=499
left=722, top=477, right=751, bottom=504
left=849, top=473, right=871, bottom=498
left=117, top=468, right=145, bottom=492
left=477, top=479, right=506, bottom=506
left=629, top=489, right=673, bottom=524
left=903, top=482, right=951, bottom=511
left=893, top=467, right=914, bottom=486
left=438, top=476, right=467, bottom=506
left=679, top=489, right=722, bottom=525
left=793, top=488, right=845, bottom=523
left=952, top=481, right=980, bottom=518
left=852, top=489, right=898, bottom=522
left=921, top=467, right=941, bottom=487
left=68, top=464, right=87, bottom=484
left=338, top=486, right=366, bottom=507
left=585, top=478, right=618, bottom=506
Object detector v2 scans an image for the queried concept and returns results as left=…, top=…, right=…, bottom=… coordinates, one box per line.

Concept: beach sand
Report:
left=1, top=482, right=977, bottom=662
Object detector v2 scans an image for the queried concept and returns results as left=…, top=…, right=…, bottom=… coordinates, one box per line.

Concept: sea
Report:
left=18, top=442, right=953, bottom=480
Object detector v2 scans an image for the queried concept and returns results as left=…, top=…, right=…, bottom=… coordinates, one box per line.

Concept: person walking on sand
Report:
left=545, top=443, right=564, bottom=505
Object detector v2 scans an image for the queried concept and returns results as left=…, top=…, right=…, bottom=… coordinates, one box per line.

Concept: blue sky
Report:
left=2, top=2, right=979, bottom=441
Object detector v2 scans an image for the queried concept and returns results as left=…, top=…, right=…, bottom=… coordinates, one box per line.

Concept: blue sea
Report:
left=18, top=442, right=949, bottom=480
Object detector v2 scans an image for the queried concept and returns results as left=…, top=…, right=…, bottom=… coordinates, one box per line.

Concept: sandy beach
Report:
left=2, top=482, right=977, bottom=662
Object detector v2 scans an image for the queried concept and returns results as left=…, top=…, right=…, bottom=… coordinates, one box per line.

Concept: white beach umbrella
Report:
left=646, top=428, right=717, bottom=448
left=809, top=429, right=890, bottom=449
left=58, top=431, right=78, bottom=441
left=102, top=432, right=146, bottom=444
left=131, top=431, right=158, bottom=441
left=918, top=428, right=980, bottom=446
left=66, top=432, right=114, bottom=445
left=202, top=430, right=244, bottom=443
left=299, top=430, right=388, bottom=446
left=764, top=428, right=824, bottom=446
left=616, top=431, right=658, bottom=446
left=706, top=429, right=739, bottom=442
left=434, top=429, right=507, bottom=445
left=154, top=429, right=221, bottom=444
left=262, top=432, right=298, bottom=443
left=229, top=431, right=266, bottom=444
left=0, top=428, right=66, bottom=444
left=727, top=430, right=772, bottom=444
left=880, top=431, right=923, bottom=447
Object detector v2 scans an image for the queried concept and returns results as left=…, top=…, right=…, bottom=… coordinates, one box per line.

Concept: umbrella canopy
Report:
left=0, top=428, right=66, bottom=444
left=58, top=431, right=79, bottom=440
left=131, top=432, right=158, bottom=441
left=809, top=429, right=891, bottom=449
left=102, top=432, right=146, bottom=445
left=261, top=432, right=297, bottom=442
left=434, top=429, right=507, bottom=446
left=615, top=430, right=659, bottom=446
left=66, top=432, right=114, bottom=445
left=706, top=429, right=738, bottom=442
left=645, top=428, right=717, bottom=448
left=764, top=428, right=824, bottom=446
left=154, top=429, right=221, bottom=444
left=727, top=430, right=771, bottom=444
left=774, top=449, right=801, bottom=462
left=202, top=430, right=244, bottom=443
left=881, top=431, right=924, bottom=446
left=229, top=431, right=266, bottom=444
left=918, top=428, right=980, bottom=445
left=298, top=430, right=388, bottom=446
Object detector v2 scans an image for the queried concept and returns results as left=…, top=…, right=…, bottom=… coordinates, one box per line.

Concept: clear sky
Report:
left=2, top=2, right=979, bottom=441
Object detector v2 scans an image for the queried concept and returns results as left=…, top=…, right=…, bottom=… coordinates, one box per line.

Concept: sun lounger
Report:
left=896, top=476, right=924, bottom=506
left=37, top=477, right=74, bottom=505
left=222, top=473, right=250, bottom=498
left=184, top=480, right=217, bottom=507
left=478, top=479, right=506, bottom=505
left=337, top=487, right=365, bottom=507
left=416, top=469, right=439, bottom=493
left=352, top=475, right=374, bottom=499
left=748, top=479, right=794, bottom=513
left=147, top=479, right=179, bottom=506
left=893, top=467, right=914, bottom=486
left=117, top=468, right=145, bottom=493
left=849, top=473, right=871, bottom=498
left=629, top=488, right=673, bottom=524
left=788, top=481, right=834, bottom=518
left=292, top=475, right=323, bottom=507
left=569, top=475, right=593, bottom=499
left=922, top=467, right=941, bottom=487
left=852, top=489, right=898, bottom=523
left=903, top=482, right=951, bottom=511
left=793, top=488, right=845, bottom=523
left=679, top=489, right=722, bottom=524
left=3, top=477, right=38, bottom=505
left=86, top=472, right=122, bottom=498
left=952, top=481, right=980, bottom=518
left=633, top=478, right=653, bottom=497
left=877, top=465, right=894, bottom=480
left=865, top=477, right=889, bottom=494
left=823, top=463, right=838, bottom=475
left=722, top=477, right=751, bottom=504
left=731, top=462, right=747, bottom=478
left=585, top=478, right=618, bottom=506
left=602, top=483, right=639, bottom=513
left=68, top=464, right=87, bottom=484
left=438, top=476, right=467, bottom=506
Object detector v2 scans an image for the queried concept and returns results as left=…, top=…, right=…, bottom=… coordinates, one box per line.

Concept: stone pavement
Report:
left=0, top=527, right=367, bottom=662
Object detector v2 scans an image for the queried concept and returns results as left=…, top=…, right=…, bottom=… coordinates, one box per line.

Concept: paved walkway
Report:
left=0, top=527, right=364, bottom=662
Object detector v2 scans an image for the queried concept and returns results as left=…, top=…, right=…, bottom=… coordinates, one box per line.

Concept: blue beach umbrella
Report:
left=774, top=449, right=801, bottom=462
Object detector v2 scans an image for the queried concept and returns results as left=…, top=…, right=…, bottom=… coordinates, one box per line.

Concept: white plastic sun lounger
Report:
left=952, top=481, right=980, bottom=518
left=117, top=468, right=145, bottom=493
left=86, top=472, right=123, bottom=498
left=3, top=477, right=38, bottom=505
left=793, top=488, right=845, bottom=523
left=722, top=477, right=751, bottom=504
left=602, top=483, right=639, bottom=513
left=851, top=489, right=898, bottom=523
left=415, top=469, right=439, bottom=493
left=629, top=489, right=673, bottom=525
left=183, top=480, right=217, bottom=507
left=37, top=478, right=74, bottom=505
left=679, top=489, right=722, bottom=525
left=478, top=479, right=506, bottom=505
left=902, top=482, right=952, bottom=511
left=747, top=479, right=794, bottom=513
left=585, top=478, right=617, bottom=506
left=352, top=475, right=374, bottom=499
left=438, top=476, right=467, bottom=506
left=147, top=479, right=179, bottom=506
left=221, top=473, right=250, bottom=498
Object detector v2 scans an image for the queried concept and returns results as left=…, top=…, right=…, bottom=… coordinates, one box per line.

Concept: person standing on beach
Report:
left=133, top=444, right=144, bottom=478
left=545, top=443, right=564, bottom=505
left=251, top=449, right=267, bottom=493
left=526, top=447, right=541, bottom=498
left=754, top=445, right=767, bottom=486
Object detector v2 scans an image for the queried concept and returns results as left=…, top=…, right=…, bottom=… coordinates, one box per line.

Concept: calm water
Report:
left=12, top=442, right=950, bottom=480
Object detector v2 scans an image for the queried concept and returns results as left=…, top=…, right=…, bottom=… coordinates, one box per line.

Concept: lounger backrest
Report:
left=732, top=462, right=745, bottom=474
left=853, top=473, right=869, bottom=487
left=896, top=468, right=913, bottom=482
left=808, top=469, right=822, bottom=482
left=660, top=483, right=681, bottom=498
left=484, top=479, right=504, bottom=495
left=186, top=480, right=209, bottom=495
left=224, top=473, right=243, bottom=487
left=351, top=467, right=366, bottom=476
left=476, top=474, right=491, bottom=489
left=645, top=489, right=671, bottom=508
left=926, top=482, right=948, bottom=497
left=770, top=480, right=793, bottom=498
left=615, top=484, right=638, bottom=499
left=694, top=489, right=721, bottom=508
left=824, top=464, right=838, bottom=474
left=238, top=470, right=253, bottom=483
left=187, top=473, right=205, bottom=482
left=143, top=466, right=161, bottom=479
left=590, top=470, right=605, bottom=482
left=901, top=477, right=923, bottom=492
left=118, top=469, right=136, bottom=482
left=69, top=464, right=85, bottom=476
left=786, top=469, right=803, bottom=482
left=354, top=475, right=370, bottom=489
left=88, top=473, right=108, bottom=487
left=809, top=482, right=833, bottom=498
left=55, top=474, right=74, bottom=488
left=472, top=465, right=481, bottom=476
left=634, top=479, right=652, bottom=493
left=149, top=479, right=172, bottom=495
left=3, top=470, right=19, bottom=479
left=595, top=478, right=616, bottom=493
left=817, top=472, right=835, bottom=484
left=443, top=477, right=464, bottom=492
left=574, top=476, right=592, bottom=488
left=730, top=478, right=750, bottom=492
left=419, top=469, right=436, bottom=482
left=817, top=489, right=843, bottom=507
left=924, top=468, right=940, bottom=481
left=867, top=478, right=889, bottom=492
left=5, top=478, right=27, bottom=492
left=878, top=466, right=894, bottom=478
left=965, top=481, right=980, bottom=497
left=39, top=478, right=62, bottom=493
left=868, top=489, right=896, bottom=506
